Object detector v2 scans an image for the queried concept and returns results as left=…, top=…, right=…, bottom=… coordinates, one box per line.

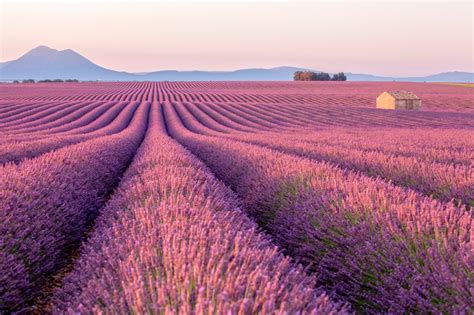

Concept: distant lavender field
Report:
left=0, top=81, right=472, bottom=313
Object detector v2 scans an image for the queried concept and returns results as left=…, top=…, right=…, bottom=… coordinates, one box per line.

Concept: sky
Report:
left=0, top=0, right=472, bottom=76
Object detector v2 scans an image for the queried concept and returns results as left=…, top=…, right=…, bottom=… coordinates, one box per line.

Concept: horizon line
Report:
left=1, top=45, right=472, bottom=78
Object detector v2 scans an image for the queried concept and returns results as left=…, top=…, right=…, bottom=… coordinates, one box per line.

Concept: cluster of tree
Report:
left=39, top=79, right=63, bottom=83
left=13, top=79, right=35, bottom=83
left=13, top=79, right=79, bottom=84
left=331, top=72, right=347, bottom=81
left=293, top=71, right=347, bottom=81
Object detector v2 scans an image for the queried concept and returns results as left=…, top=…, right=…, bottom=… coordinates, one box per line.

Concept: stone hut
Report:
left=376, top=91, right=421, bottom=110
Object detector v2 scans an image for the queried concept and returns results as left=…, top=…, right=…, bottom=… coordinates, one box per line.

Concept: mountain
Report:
left=1, top=46, right=472, bottom=82
left=346, top=71, right=474, bottom=82
left=0, top=46, right=135, bottom=81
left=0, top=49, right=309, bottom=81
left=412, top=71, right=473, bottom=83
left=0, top=61, right=11, bottom=70
left=141, top=66, right=308, bottom=81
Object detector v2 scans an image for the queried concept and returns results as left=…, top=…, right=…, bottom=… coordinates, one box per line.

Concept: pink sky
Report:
left=1, top=0, right=472, bottom=76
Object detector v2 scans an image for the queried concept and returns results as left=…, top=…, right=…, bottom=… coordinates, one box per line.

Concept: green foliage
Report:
left=293, top=71, right=346, bottom=81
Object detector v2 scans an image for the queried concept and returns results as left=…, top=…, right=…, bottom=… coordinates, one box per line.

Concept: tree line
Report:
left=13, top=79, right=79, bottom=83
left=294, top=71, right=347, bottom=81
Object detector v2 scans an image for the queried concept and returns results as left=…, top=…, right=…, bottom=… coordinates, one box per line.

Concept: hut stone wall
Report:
left=376, top=91, right=421, bottom=110
left=376, top=92, right=396, bottom=109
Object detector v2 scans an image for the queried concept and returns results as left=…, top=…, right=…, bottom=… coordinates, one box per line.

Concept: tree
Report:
left=22, top=79, right=35, bottom=83
left=294, top=71, right=346, bottom=81
left=294, top=71, right=315, bottom=81
left=313, top=72, right=331, bottom=81
left=293, top=71, right=302, bottom=81
left=331, top=72, right=347, bottom=81
left=294, top=71, right=330, bottom=81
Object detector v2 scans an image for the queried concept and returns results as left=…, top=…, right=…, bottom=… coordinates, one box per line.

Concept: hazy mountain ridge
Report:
left=0, top=46, right=135, bottom=81
left=1, top=46, right=472, bottom=82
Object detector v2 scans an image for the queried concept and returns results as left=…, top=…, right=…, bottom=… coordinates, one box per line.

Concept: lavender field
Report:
left=0, top=82, right=472, bottom=314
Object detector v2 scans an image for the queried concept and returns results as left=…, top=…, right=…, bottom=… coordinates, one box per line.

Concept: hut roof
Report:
left=386, top=91, right=420, bottom=100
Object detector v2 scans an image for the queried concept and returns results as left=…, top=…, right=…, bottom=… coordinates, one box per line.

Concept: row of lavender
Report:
left=2, top=81, right=473, bottom=112
left=164, top=102, right=473, bottom=313
left=0, top=100, right=130, bottom=143
left=0, top=101, right=119, bottom=139
left=279, top=129, right=473, bottom=165
left=2, top=96, right=472, bottom=143
left=175, top=100, right=474, bottom=154
left=0, top=102, right=149, bottom=312
left=1, top=96, right=472, bottom=313
left=2, top=94, right=473, bottom=143
left=172, top=101, right=473, bottom=207
left=231, top=133, right=473, bottom=207
left=0, top=102, right=346, bottom=314
left=189, top=100, right=474, bottom=129
left=51, top=104, right=344, bottom=313
left=0, top=101, right=138, bottom=164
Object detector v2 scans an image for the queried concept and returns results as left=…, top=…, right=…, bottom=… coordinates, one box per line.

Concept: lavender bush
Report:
left=52, top=103, right=346, bottom=314
left=0, top=102, right=149, bottom=312
left=230, top=133, right=473, bottom=207
left=0, top=101, right=93, bottom=132
left=0, top=101, right=139, bottom=164
left=164, top=102, right=473, bottom=313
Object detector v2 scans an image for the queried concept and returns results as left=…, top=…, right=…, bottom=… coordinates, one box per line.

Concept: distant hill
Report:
left=140, top=66, right=310, bottom=81
left=0, top=46, right=135, bottom=81
left=0, top=61, right=11, bottom=70
left=413, top=72, right=474, bottom=82
left=347, top=71, right=474, bottom=82
left=1, top=46, right=472, bottom=82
